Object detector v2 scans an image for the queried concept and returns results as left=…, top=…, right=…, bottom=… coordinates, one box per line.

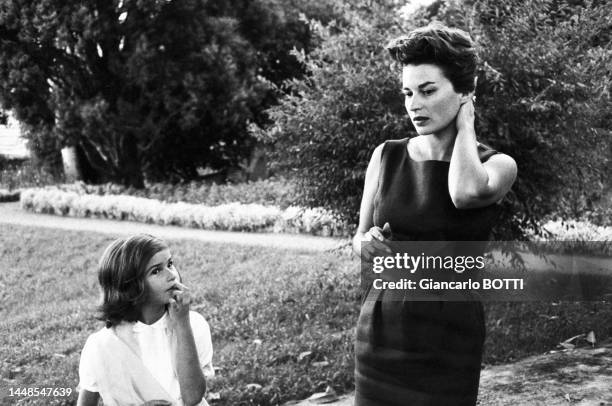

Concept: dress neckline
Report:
left=133, top=311, right=168, bottom=332
left=405, top=138, right=451, bottom=164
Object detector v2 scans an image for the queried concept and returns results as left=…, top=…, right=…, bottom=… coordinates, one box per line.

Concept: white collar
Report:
left=133, top=312, right=168, bottom=333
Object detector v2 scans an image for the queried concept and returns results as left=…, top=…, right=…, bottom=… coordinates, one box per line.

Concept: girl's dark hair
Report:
left=386, top=22, right=478, bottom=94
left=96, top=234, right=169, bottom=327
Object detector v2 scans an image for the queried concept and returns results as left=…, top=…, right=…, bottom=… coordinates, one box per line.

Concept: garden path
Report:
left=0, top=201, right=344, bottom=251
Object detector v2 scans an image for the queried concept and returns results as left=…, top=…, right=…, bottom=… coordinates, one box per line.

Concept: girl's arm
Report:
left=168, top=283, right=206, bottom=406
left=76, top=389, right=100, bottom=406
left=352, top=144, right=392, bottom=261
left=448, top=98, right=517, bottom=209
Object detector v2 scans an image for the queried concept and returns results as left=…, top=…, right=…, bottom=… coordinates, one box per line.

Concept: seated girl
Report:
left=77, top=234, right=213, bottom=406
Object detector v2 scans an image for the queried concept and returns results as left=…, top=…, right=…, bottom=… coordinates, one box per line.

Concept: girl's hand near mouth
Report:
left=168, top=281, right=191, bottom=326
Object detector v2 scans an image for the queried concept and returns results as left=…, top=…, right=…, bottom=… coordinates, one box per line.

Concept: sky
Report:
left=398, top=0, right=437, bottom=18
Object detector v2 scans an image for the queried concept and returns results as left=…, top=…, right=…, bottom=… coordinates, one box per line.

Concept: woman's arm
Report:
left=352, top=144, right=392, bottom=261
left=448, top=99, right=517, bottom=209
left=76, top=389, right=100, bottom=406
left=168, top=283, right=206, bottom=406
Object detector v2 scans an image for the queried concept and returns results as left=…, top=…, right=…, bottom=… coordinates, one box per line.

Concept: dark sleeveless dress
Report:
left=354, top=138, right=501, bottom=406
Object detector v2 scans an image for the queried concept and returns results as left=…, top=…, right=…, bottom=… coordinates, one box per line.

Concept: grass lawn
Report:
left=1, top=223, right=611, bottom=405
left=0, top=224, right=358, bottom=406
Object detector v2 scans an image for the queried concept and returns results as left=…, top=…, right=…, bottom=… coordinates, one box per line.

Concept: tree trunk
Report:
left=60, top=146, right=82, bottom=182
left=75, top=143, right=107, bottom=184
left=120, top=135, right=144, bottom=188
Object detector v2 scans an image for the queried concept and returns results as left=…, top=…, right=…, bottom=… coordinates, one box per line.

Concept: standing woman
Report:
left=352, top=23, right=517, bottom=405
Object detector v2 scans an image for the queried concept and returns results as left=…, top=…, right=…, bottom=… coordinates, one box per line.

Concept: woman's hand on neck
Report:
left=447, top=98, right=492, bottom=208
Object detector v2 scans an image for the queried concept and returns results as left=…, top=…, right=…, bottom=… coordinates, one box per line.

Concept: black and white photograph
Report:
left=0, top=0, right=610, bottom=405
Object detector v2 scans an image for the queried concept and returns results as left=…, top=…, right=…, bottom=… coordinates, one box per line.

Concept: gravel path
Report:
left=0, top=201, right=345, bottom=251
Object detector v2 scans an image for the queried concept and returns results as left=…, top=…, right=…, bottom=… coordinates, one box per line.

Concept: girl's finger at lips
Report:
left=175, top=291, right=192, bottom=306
left=171, top=290, right=183, bottom=303
left=174, top=281, right=190, bottom=291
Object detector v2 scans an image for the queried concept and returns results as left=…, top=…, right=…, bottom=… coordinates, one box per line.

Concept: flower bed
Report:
left=523, top=219, right=612, bottom=255
left=20, top=187, right=349, bottom=236
left=51, top=178, right=298, bottom=208
left=541, top=219, right=612, bottom=241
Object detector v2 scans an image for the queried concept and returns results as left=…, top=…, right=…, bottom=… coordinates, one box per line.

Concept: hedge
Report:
left=20, top=188, right=349, bottom=237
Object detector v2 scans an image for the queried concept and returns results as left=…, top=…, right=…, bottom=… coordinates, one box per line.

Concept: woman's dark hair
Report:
left=386, top=22, right=478, bottom=94
left=96, top=234, right=169, bottom=327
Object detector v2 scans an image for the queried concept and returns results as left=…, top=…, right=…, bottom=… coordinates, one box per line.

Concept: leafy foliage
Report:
left=255, top=5, right=413, bottom=230
left=468, top=0, right=611, bottom=234
left=0, top=0, right=345, bottom=187
left=0, top=155, right=62, bottom=190
left=212, top=0, right=346, bottom=89
left=0, top=0, right=268, bottom=186
left=261, top=0, right=611, bottom=237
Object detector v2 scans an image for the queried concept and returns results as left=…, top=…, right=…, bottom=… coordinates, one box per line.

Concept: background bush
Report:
left=254, top=4, right=413, bottom=236
left=0, top=157, right=62, bottom=191
left=468, top=0, right=611, bottom=235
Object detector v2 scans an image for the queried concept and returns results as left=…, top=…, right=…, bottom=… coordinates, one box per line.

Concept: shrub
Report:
left=469, top=0, right=611, bottom=233
left=19, top=187, right=350, bottom=236
left=254, top=5, right=413, bottom=230
left=541, top=219, right=612, bottom=242
left=0, top=158, right=62, bottom=190
left=274, top=206, right=347, bottom=237
left=20, top=189, right=282, bottom=231
left=533, top=219, right=612, bottom=255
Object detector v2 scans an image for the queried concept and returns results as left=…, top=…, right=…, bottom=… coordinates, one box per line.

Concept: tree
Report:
left=261, top=0, right=611, bottom=237
left=0, top=0, right=266, bottom=187
left=203, top=0, right=351, bottom=129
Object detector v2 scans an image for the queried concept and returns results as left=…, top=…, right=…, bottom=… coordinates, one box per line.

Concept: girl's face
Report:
left=143, top=249, right=180, bottom=306
left=401, top=63, right=464, bottom=137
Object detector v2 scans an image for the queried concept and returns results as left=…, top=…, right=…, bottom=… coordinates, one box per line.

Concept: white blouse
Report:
left=79, top=311, right=214, bottom=405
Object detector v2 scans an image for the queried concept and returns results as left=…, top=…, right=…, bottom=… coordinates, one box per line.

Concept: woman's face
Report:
left=401, top=63, right=464, bottom=136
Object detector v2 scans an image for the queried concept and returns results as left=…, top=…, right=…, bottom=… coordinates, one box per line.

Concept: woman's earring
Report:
left=472, top=95, right=476, bottom=103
